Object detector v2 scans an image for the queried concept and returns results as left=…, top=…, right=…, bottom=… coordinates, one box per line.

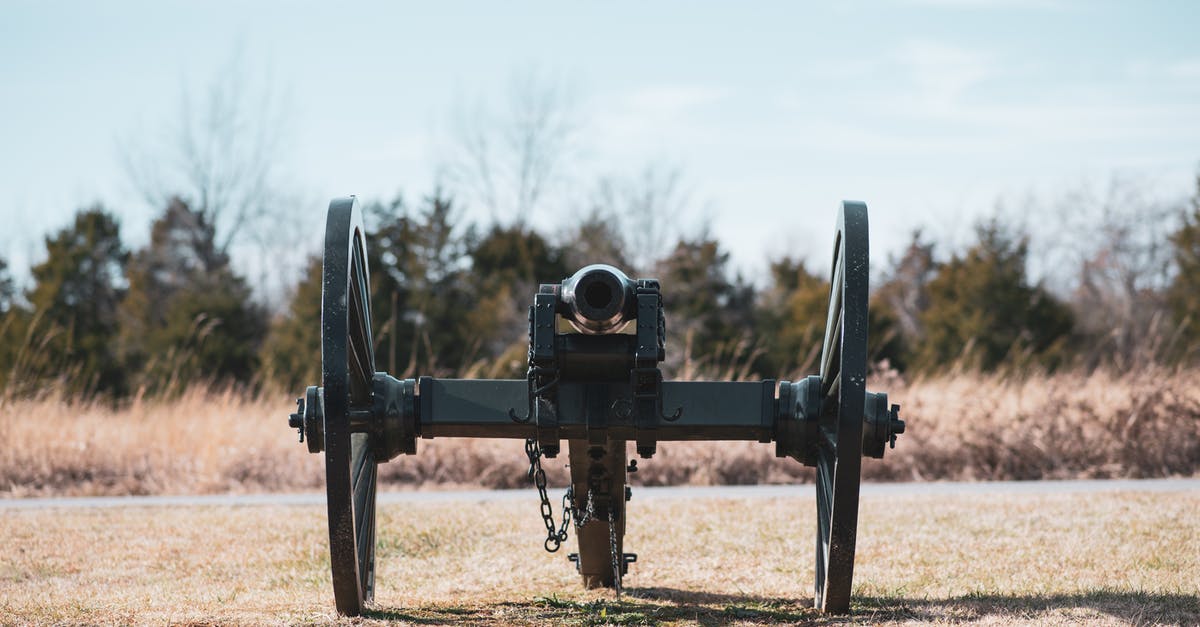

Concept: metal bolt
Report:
left=289, top=398, right=305, bottom=442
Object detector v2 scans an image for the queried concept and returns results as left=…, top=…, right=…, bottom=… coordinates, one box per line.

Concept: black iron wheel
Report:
left=321, top=196, right=378, bottom=616
left=813, top=201, right=870, bottom=613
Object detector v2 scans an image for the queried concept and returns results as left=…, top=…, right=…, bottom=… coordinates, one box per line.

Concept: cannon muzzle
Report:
left=561, top=264, right=636, bottom=334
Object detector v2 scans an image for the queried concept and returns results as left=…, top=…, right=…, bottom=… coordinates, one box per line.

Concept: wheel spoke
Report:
left=815, top=448, right=834, bottom=602
left=823, top=370, right=841, bottom=400
left=348, top=340, right=370, bottom=398
left=817, top=464, right=833, bottom=530
left=352, top=242, right=373, bottom=339
left=820, top=308, right=842, bottom=387
left=819, top=242, right=844, bottom=381
left=356, top=458, right=376, bottom=595
left=352, top=435, right=372, bottom=502
left=350, top=300, right=372, bottom=393
left=347, top=246, right=375, bottom=402
left=818, top=425, right=837, bottom=452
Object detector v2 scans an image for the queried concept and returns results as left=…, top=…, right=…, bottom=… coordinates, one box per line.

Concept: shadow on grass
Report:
left=364, top=589, right=819, bottom=626
left=365, top=589, right=1199, bottom=625
left=858, top=590, right=1200, bottom=625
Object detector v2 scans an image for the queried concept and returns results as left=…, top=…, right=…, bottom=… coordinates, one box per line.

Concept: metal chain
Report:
left=524, top=435, right=614, bottom=588
left=572, top=484, right=596, bottom=528
left=526, top=438, right=600, bottom=553
left=525, top=438, right=568, bottom=552
left=609, top=507, right=622, bottom=598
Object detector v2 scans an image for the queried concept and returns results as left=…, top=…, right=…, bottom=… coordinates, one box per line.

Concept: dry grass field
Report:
left=1, top=489, right=1197, bottom=625
left=1, top=368, right=1198, bottom=497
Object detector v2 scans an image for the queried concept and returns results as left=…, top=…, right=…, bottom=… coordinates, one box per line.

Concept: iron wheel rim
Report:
left=321, top=196, right=378, bottom=617
left=813, top=201, right=869, bottom=614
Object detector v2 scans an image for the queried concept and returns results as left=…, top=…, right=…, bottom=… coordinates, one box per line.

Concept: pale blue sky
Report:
left=2, top=1, right=1199, bottom=288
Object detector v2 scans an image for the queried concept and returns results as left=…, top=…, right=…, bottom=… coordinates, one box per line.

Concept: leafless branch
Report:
left=1042, top=174, right=1182, bottom=367
left=122, top=49, right=291, bottom=257
left=582, top=164, right=691, bottom=274
left=445, top=68, right=579, bottom=227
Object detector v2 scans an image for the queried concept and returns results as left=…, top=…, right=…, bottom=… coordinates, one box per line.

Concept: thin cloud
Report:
left=624, top=85, right=727, bottom=115
left=894, top=39, right=993, bottom=111
left=896, top=0, right=1073, bottom=9
left=1167, top=59, right=1200, bottom=79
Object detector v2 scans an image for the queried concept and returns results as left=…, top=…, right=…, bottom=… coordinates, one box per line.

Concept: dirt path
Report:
left=3, top=477, right=1196, bottom=510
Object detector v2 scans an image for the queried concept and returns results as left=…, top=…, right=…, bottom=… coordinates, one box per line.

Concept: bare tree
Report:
left=616, top=164, right=693, bottom=274
left=122, top=50, right=291, bottom=258
left=1043, top=175, right=1180, bottom=367
left=121, top=50, right=303, bottom=308
left=877, top=230, right=937, bottom=341
left=570, top=164, right=695, bottom=275
left=444, top=68, right=579, bottom=227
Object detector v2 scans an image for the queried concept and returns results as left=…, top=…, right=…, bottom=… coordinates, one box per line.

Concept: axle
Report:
left=288, top=374, right=903, bottom=465
left=287, top=262, right=904, bottom=466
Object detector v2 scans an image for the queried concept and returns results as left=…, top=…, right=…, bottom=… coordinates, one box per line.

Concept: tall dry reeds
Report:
left=872, top=366, right=1200, bottom=481
left=0, top=386, right=321, bottom=497
left=1, top=368, right=1197, bottom=497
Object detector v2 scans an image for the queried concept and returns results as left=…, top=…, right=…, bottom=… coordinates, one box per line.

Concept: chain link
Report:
left=609, top=507, right=622, bottom=597
left=572, top=484, right=596, bottom=528
left=526, top=438, right=600, bottom=553
left=526, top=438, right=568, bottom=552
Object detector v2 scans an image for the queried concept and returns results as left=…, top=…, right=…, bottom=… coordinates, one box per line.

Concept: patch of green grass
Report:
left=721, top=599, right=814, bottom=623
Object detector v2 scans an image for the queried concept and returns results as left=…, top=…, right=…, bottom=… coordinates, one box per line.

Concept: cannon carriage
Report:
left=288, top=196, right=905, bottom=615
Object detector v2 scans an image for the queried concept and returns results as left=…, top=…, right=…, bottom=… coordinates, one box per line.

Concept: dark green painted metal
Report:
left=775, top=375, right=823, bottom=465
left=320, top=196, right=378, bottom=617
left=814, top=200, right=870, bottom=614
left=372, top=373, right=417, bottom=460
left=418, top=379, right=774, bottom=442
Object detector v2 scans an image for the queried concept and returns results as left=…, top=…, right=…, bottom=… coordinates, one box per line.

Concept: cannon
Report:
left=288, top=196, right=905, bottom=615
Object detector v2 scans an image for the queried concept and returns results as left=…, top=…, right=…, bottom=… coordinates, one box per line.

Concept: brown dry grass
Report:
left=1, top=490, right=1197, bottom=625
left=2, top=368, right=1198, bottom=497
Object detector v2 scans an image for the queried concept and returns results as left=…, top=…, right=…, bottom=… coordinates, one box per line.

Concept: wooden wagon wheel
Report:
left=321, top=196, right=379, bottom=616
left=813, top=201, right=870, bottom=613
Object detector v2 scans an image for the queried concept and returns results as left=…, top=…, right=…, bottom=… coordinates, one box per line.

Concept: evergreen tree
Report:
left=120, top=197, right=266, bottom=392
left=757, top=256, right=907, bottom=378
left=875, top=231, right=936, bottom=343
left=1167, top=172, right=1200, bottom=361
left=655, top=237, right=756, bottom=378
left=367, top=191, right=477, bottom=377
left=260, top=256, right=322, bottom=390
left=471, top=224, right=569, bottom=286
left=0, top=256, right=17, bottom=393
left=22, top=207, right=128, bottom=395
left=755, top=257, right=830, bottom=376
left=465, top=223, right=569, bottom=374
left=916, top=219, right=1074, bottom=372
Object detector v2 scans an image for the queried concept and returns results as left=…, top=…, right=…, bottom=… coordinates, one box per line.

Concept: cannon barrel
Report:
left=560, top=264, right=637, bottom=334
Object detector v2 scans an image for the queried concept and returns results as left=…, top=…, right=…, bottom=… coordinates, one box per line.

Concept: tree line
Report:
left=1, top=172, right=1198, bottom=400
